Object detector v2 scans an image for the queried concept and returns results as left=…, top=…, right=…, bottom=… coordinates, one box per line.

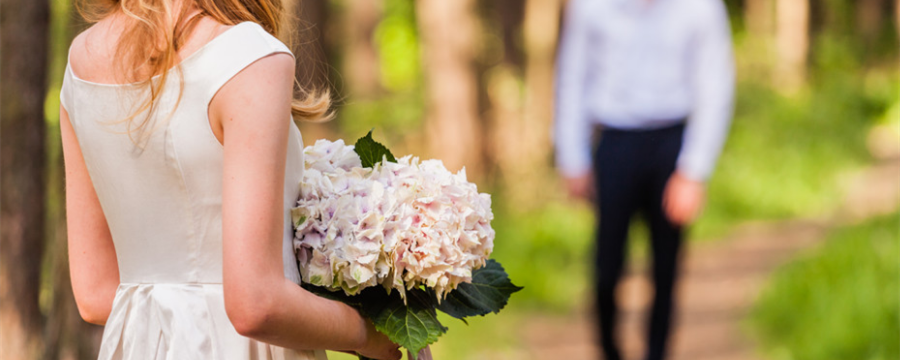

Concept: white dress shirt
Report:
left=554, top=0, right=735, bottom=181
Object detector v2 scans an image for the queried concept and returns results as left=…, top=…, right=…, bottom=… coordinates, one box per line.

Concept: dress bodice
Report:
left=61, top=21, right=323, bottom=360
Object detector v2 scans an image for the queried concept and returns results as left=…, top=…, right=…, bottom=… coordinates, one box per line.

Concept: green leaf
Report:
left=301, top=284, right=446, bottom=360
left=354, top=129, right=397, bottom=168
left=369, top=289, right=447, bottom=360
left=436, top=259, right=523, bottom=319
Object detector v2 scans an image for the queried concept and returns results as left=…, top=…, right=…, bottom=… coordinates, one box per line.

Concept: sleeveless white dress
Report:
left=60, top=21, right=328, bottom=360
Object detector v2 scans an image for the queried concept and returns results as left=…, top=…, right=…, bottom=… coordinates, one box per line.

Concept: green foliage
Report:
left=436, top=260, right=523, bottom=320
left=338, top=0, right=424, bottom=142
left=354, top=129, right=397, bottom=167
left=375, top=0, right=421, bottom=92
left=489, top=201, right=596, bottom=310
left=747, top=212, right=900, bottom=360
left=305, top=259, right=521, bottom=360
left=369, top=290, right=447, bottom=360
left=694, top=36, right=897, bottom=239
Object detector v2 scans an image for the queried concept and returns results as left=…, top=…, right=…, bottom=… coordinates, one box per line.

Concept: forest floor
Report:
left=514, top=154, right=900, bottom=360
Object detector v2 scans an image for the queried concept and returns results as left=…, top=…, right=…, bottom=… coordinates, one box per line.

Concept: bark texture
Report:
left=293, top=0, right=331, bottom=92
left=775, top=0, right=809, bottom=91
left=343, top=0, right=383, bottom=98
left=417, top=0, right=483, bottom=176
left=0, top=0, right=51, bottom=358
left=745, top=0, right=774, bottom=35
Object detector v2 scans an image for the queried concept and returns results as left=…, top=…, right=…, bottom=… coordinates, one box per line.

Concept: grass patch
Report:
left=747, top=212, right=900, bottom=360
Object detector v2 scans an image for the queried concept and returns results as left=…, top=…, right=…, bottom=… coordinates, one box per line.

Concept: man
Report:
left=554, top=0, right=735, bottom=359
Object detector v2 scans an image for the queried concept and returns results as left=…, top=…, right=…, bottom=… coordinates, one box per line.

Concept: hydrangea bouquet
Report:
left=292, top=131, right=521, bottom=359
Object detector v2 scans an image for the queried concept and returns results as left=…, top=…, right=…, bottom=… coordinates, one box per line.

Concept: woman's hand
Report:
left=662, top=170, right=706, bottom=226
left=355, top=320, right=401, bottom=360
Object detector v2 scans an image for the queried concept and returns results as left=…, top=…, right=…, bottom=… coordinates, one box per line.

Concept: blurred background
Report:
left=1, top=0, right=898, bottom=359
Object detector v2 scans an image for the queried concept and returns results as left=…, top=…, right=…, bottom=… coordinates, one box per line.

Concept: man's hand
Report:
left=564, top=172, right=594, bottom=201
left=662, top=171, right=706, bottom=226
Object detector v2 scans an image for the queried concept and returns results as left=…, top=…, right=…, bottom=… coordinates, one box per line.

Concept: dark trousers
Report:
left=592, top=123, right=685, bottom=360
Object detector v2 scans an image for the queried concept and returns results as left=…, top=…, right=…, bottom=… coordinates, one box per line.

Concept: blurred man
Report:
left=554, top=0, right=735, bottom=359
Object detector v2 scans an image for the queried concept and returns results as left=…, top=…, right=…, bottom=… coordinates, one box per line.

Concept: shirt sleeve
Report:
left=554, top=0, right=594, bottom=178
left=677, top=1, right=736, bottom=181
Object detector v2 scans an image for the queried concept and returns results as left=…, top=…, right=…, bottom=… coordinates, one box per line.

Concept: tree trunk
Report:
left=0, top=0, right=50, bottom=359
left=896, top=0, right=900, bottom=38
left=292, top=0, right=331, bottom=92
left=288, top=0, right=337, bottom=146
left=775, top=0, right=809, bottom=91
left=342, top=0, right=383, bottom=98
left=856, top=0, right=885, bottom=42
left=491, top=0, right=560, bottom=210
left=417, top=0, right=482, bottom=176
left=745, top=0, right=774, bottom=36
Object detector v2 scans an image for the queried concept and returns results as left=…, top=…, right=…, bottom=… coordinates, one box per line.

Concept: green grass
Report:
left=747, top=212, right=900, bottom=360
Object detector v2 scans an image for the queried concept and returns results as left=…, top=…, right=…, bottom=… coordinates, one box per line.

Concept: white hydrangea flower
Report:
left=292, top=140, right=495, bottom=301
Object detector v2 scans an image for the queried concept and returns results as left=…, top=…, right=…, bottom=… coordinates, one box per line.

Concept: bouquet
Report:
left=292, top=131, right=521, bottom=359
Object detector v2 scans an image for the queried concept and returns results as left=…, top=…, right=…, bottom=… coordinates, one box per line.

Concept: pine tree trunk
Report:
left=283, top=0, right=336, bottom=148
left=775, top=0, right=809, bottom=91
left=342, top=0, right=382, bottom=98
left=417, top=0, right=483, bottom=176
left=745, top=0, right=774, bottom=36
left=0, top=0, right=50, bottom=358
left=857, top=0, right=884, bottom=42
left=518, top=0, right=560, bottom=205
left=896, top=0, right=900, bottom=38
left=293, top=0, right=331, bottom=92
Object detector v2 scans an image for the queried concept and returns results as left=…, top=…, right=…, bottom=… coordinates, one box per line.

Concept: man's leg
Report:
left=594, top=131, right=641, bottom=360
left=644, top=125, right=685, bottom=360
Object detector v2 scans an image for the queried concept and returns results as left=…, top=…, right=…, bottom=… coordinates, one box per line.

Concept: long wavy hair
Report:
left=78, top=0, right=331, bottom=144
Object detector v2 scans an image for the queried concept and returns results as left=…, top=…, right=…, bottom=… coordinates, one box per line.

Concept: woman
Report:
left=60, top=0, right=401, bottom=359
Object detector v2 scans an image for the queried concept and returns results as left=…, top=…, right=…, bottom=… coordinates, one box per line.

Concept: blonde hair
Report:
left=78, top=0, right=331, bottom=144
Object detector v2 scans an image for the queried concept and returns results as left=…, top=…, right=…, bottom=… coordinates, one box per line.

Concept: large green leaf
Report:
left=369, top=289, right=447, bottom=360
left=302, top=284, right=446, bottom=360
left=436, top=259, right=523, bottom=319
left=354, top=129, right=397, bottom=168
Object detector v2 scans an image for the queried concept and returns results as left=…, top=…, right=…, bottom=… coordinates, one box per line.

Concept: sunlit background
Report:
left=2, top=0, right=898, bottom=359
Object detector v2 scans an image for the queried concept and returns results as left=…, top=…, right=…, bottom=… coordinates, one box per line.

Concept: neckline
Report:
left=67, top=21, right=255, bottom=87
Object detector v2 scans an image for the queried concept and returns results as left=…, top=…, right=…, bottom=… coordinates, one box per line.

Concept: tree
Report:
left=0, top=0, right=50, bottom=358
left=775, top=0, right=809, bottom=91
left=341, top=0, right=383, bottom=99
left=286, top=0, right=337, bottom=145
left=745, top=0, right=774, bottom=36
left=289, top=0, right=331, bottom=93
left=856, top=0, right=885, bottom=42
left=416, top=0, right=483, bottom=176
left=896, top=0, right=900, bottom=37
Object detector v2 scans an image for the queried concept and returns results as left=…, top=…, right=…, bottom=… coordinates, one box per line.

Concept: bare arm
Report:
left=211, top=53, right=399, bottom=360
left=61, top=106, right=121, bottom=325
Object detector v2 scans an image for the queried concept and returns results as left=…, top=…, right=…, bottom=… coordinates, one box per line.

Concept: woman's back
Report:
left=61, top=18, right=321, bottom=360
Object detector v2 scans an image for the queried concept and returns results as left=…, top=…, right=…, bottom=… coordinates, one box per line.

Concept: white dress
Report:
left=60, top=21, right=328, bottom=360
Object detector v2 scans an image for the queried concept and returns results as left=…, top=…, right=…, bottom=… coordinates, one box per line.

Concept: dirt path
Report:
left=517, top=156, right=900, bottom=360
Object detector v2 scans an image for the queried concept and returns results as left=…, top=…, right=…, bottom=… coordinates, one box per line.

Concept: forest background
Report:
left=2, top=0, right=898, bottom=359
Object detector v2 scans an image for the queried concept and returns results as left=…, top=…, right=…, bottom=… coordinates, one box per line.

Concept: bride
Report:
left=60, top=0, right=403, bottom=359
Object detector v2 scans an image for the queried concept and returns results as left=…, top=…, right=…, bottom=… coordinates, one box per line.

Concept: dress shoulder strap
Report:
left=187, top=21, right=295, bottom=103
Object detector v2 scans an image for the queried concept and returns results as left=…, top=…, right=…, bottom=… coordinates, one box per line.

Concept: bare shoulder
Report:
left=67, top=23, right=111, bottom=80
